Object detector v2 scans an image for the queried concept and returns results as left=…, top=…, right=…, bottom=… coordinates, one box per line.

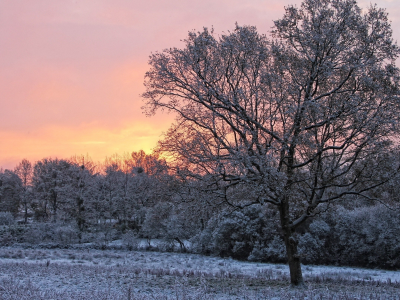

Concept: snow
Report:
left=0, top=246, right=399, bottom=299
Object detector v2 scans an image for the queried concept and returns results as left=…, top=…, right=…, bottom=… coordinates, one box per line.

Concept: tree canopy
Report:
left=142, top=0, right=400, bottom=285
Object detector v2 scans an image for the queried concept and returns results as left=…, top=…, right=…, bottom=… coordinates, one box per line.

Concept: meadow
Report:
left=0, top=246, right=399, bottom=299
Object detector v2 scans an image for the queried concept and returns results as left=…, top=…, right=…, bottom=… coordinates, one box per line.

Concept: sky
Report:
left=1, top=0, right=399, bottom=169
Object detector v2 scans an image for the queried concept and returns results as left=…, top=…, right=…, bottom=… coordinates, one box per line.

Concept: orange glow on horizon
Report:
left=0, top=117, right=175, bottom=169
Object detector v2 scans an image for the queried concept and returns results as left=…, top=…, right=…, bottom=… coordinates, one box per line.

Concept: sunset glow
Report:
left=1, top=0, right=399, bottom=169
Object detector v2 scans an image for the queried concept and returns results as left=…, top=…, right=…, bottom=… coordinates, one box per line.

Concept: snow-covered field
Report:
left=0, top=246, right=399, bottom=299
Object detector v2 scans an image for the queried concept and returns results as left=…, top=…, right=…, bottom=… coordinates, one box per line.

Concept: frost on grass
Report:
left=0, top=248, right=399, bottom=299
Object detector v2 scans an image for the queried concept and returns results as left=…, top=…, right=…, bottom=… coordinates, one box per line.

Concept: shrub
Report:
left=0, top=212, right=14, bottom=226
left=193, top=205, right=282, bottom=261
left=194, top=203, right=400, bottom=269
left=54, top=224, right=78, bottom=245
left=296, top=204, right=400, bottom=268
left=121, top=230, right=140, bottom=250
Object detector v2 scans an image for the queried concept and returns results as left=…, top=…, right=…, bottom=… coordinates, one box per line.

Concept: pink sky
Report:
left=1, top=0, right=399, bottom=169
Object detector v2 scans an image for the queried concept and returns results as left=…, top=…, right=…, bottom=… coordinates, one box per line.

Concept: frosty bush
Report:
left=0, top=231, right=15, bottom=246
left=196, top=203, right=400, bottom=269
left=298, top=219, right=331, bottom=264
left=23, top=223, right=52, bottom=244
left=122, top=230, right=140, bottom=250
left=194, top=205, right=282, bottom=261
left=141, top=203, right=171, bottom=240
left=331, top=205, right=400, bottom=268
left=0, top=212, right=14, bottom=226
left=93, top=226, right=118, bottom=249
left=248, top=236, right=287, bottom=263
left=21, top=223, right=78, bottom=245
left=54, top=224, right=78, bottom=245
left=296, top=205, right=400, bottom=268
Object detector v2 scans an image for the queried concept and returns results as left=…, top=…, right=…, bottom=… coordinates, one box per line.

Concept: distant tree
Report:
left=0, top=169, right=22, bottom=217
left=96, top=151, right=171, bottom=232
left=69, top=154, right=98, bottom=175
left=96, top=154, right=139, bottom=228
left=100, top=159, right=123, bottom=224
left=130, top=150, right=168, bottom=176
left=141, top=202, right=171, bottom=243
left=67, top=155, right=98, bottom=237
left=142, top=0, right=400, bottom=285
left=32, top=158, right=71, bottom=222
left=14, top=159, right=33, bottom=223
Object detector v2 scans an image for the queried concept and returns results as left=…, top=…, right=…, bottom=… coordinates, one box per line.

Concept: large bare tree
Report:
left=142, top=0, right=400, bottom=285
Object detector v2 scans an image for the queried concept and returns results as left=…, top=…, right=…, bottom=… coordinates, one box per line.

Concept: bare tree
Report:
left=0, top=169, right=22, bottom=217
left=68, top=155, right=98, bottom=238
left=130, top=150, right=168, bottom=176
left=32, top=158, right=71, bottom=222
left=142, top=0, right=400, bottom=286
left=14, top=159, right=33, bottom=223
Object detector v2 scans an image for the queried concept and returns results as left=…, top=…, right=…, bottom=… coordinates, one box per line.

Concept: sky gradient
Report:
left=1, top=0, right=399, bottom=169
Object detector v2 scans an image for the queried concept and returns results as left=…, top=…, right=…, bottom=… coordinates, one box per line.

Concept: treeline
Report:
left=1, top=150, right=400, bottom=269
left=0, top=151, right=213, bottom=248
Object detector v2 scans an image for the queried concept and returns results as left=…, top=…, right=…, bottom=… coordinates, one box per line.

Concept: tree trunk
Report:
left=283, top=230, right=304, bottom=286
left=279, top=202, right=305, bottom=287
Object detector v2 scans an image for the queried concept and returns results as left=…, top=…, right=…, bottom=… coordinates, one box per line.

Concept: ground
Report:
left=0, top=246, right=399, bottom=299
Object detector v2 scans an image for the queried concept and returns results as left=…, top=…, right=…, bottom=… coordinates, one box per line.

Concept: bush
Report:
left=0, top=212, right=14, bottom=226
left=54, top=225, right=78, bottom=245
left=193, top=205, right=282, bottom=261
left=296, top=204, right=400, bottom=269
left=330, top=205, right=400, bottom=268
left=0, top=230, right=15, bottom=246
left=23, top=224, right=50, bottom=244
left=121, top=230, right=140, bottom=250
left=93, top=226, right=118, bottom=249
left=194, top=203, right=400, bottom=269
left=22, top=223, right=79, bottom=246
left=249, top=236, right=286, bottom=263
left=298, top=219, right=331, bottom=264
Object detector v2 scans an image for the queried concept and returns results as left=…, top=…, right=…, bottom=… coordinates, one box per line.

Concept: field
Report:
left=0, top=247, right=399, bottom=299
